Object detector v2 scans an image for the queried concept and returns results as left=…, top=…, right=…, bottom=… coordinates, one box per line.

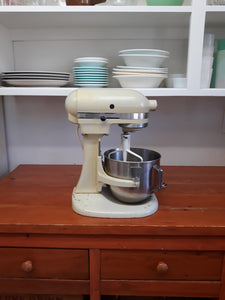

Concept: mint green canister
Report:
left=146, top=0, right=183, bottom=5
left=215, top=39, right=225, bottom=88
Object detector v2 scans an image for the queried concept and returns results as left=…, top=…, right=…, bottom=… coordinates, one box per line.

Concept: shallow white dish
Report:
left=113, top=69, right=168, bottom=75
left=119, top=54, right=169, bottom=68
left=113, top=71, right=166, bottom=76
left=119, top=49, right=170, bottom=56
left=2, top=71, right=70, bottom=77
left=3, top=79, right=69, bottom=87
left=114, top=66, right=168, bottom=73
left=113, top=74, right=167, bottom=88
left=2, top=76, right=70, bottom=80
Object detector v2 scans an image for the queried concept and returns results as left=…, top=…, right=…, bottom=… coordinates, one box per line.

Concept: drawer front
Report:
left=101, top=250, right=223, bottom=281
left=0, top=248, right=89, bottom=279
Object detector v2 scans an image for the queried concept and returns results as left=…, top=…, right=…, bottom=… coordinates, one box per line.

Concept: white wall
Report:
left=3, top=95, right=225, bottom=171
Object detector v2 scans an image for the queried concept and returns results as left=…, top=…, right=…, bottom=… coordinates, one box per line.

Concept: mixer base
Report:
left=72, top=187, right=158, bottom=218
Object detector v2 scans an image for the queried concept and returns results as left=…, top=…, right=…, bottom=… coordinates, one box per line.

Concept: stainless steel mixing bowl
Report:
left=103, top=148, right=163, bottom=203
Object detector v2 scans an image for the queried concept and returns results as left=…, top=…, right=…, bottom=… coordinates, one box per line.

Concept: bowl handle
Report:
left=153, top=164, right=163, bottom=191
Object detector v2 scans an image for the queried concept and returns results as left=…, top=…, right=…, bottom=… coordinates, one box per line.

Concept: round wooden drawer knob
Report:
left=21, top=260, right=33, bottom=273
left=156, top=261, right=168, bottom=273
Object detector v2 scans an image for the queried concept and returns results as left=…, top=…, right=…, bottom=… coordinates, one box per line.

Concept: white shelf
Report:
left=0, top=6, right=191, bottom=29
left=206, top=5, right=225, bottom=12
left=1, top=3, right=225, bottom=97
left=1, top=87, right=225, bottom=97
left=0, top=5, right=192, bottom=12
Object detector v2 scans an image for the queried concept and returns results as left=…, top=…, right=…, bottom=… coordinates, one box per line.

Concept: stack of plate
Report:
left=113, top=49, right=169, bottom=88
left=0, top=71, right=71, bottom=87
left=73, top=57, right=108, bottom=87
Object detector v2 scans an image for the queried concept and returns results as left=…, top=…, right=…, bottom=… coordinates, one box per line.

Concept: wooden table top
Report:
left=0, top=165, right=225, bottom=236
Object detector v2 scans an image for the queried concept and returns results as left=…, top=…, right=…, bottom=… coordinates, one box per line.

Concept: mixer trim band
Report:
left=77, top=112, right=149, bottom=120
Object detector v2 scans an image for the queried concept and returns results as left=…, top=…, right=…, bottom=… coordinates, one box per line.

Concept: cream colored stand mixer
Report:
left=65, top=88, right=163, bottom=218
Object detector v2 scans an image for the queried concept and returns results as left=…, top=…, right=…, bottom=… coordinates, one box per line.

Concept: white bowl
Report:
left=119, top=49, right=170, bottom=56
left=74, top=57, right=108, bottom=68
left=113, top=74, right=167, bottom=88
left=113, top=68, right=168, bottom=75
left=119, top=54, right=169, bottom=68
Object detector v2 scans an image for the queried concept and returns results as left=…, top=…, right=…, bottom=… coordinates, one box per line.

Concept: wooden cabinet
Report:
left=0, top=248, right=89, bottom=279
left=0, top=165, right=225, bottom=299
left=101, top=250, right=223, bottom=280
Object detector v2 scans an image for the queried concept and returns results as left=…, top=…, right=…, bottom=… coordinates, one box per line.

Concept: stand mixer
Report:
left=65, top=88, right=163, bottom=218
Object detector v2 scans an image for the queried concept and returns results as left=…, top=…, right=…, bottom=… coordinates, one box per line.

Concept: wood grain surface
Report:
left=0, top=165, right=224, bottom=236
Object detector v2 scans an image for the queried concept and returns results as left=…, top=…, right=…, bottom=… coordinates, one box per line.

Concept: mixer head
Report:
left=65, top=88, right=157, bottom=135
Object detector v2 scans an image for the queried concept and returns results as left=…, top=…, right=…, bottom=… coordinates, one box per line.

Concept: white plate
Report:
left=119, top=49, right=170, bottom=56
left=115, top=66, right=168, bottom=72
left=2, top=71, right=70, bottom=76
left=2, top=76, right=70, bottom=80
left=113, top=71, right=168, bottom=76
left=3, top=79, right=69, bottom=87
left=113, top=68, right=168, bottom=74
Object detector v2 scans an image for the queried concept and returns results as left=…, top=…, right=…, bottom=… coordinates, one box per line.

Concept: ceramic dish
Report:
left=119, top=54, right=169, bottom=68
left=2, top=75, right=70, bottom=80
left=74, top=57, right=108, bottom=62
left=114, top=66, right=168, bottom=73
left=74, top=70, right=108, bottom=73
left=74, top=57, right=108, bottom=68
left=1, top=71, right=70, bottom=77
left=113, top=71, right=166, bottom=76
left=76, top=83, right=108, bottom=87
left=113, top=74, right=167, bottom=88
left=3, top=79, right=69, bottom=87
left=74, top=66, right=108, bottom=70
left=113, top=68, right=168, bottom=74
left=119, top=49, right=170, bottom=56
left=75, top=78, right=108, bottom=81
left=75, top=76, right=108, bottom=80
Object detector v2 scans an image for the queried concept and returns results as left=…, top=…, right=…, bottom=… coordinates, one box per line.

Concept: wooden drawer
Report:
left=0, top=248, right=89, bottom=279
left=101, top=250, right=223, bottom=281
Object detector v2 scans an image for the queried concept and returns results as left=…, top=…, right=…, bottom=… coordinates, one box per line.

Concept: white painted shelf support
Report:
left=187, top=0, right=206, bottom=90
left=0, top=96, right=9, bottom=178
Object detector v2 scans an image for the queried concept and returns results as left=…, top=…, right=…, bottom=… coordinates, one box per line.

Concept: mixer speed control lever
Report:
left=100, top=116, right=106, bottom=121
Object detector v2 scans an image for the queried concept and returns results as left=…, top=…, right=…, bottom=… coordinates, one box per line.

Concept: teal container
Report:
left=217, top=39, right=225, bottom=51
left=146, top=0, right=183, bottom=5
left=210, top=51, right=217, bottom=88
left=215, top=39, right=225, bottom=88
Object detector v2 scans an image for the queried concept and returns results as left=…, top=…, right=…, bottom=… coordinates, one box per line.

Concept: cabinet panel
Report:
left=0, top=248, right=89, bottom=279
left=101, top=250, right=223, bottom=280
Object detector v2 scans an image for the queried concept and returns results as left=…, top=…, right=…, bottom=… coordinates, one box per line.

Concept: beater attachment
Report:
left=108, top=133, right=143, bottom=162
